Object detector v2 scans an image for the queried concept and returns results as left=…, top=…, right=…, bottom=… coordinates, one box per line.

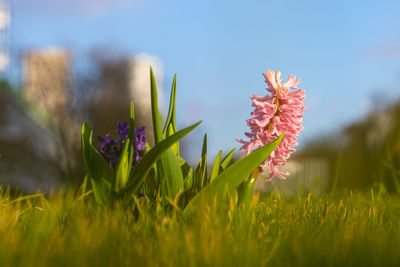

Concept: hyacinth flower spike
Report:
left=116, top=121, right=129, bottom=140
left=98, top=121, right=147, bottom=169
left=237, top=70, right=306, bottom=181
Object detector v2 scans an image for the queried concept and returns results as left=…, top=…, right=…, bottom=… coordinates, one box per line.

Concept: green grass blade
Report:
left=78, top=175, right=89, bottom=204
left=122, top=121, right=202, bottom=197
left=210, top=150, right=222, bottom=182
left=183, top=133, right=283, bottom=214
left=10, top=193, right=44, bottom=204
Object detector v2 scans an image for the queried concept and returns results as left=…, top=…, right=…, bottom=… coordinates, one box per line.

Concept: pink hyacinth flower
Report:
left=236, top=70, right=306, bottom=181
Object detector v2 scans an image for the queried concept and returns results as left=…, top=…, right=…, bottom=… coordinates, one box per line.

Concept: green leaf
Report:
left=160, top=149, right=184, bottom=199
left=161, top=75, right=179, bottom=153
left=81, top=121, right=114, bottom=204
left=150, top=68, right=184, bottom=199
left=90, top=178, right=112, bottom=205
left=181, top=162, right=194, bottom=190
left=194, top=134, right=208, bottom=191
left=122, top=121, right=202, bottom=197
left=200, top=134, right=208, bottom=187
left=237, top=176, right=257, bottom=208
left=150, top=66, right=164, bottom=145
left=166, top=124, right=179, bottom=155
left=114, top=139, right=131, bottom=191
left=210, top=150, right=222, bottom=182
left=220, top=147, right=236, bottom=170
left=163, top=74, right=178, bottom=136
left=81, top=122, right=114, bottom=182
left=183, top=133, right=283, bottom=214
left=128, top=102, right=135, bottom=141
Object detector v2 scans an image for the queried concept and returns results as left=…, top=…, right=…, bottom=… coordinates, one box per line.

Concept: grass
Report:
left=1, top=188, right=400, bottom=266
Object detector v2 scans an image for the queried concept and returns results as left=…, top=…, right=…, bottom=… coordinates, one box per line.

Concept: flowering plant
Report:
left=80, top=68, right=285, bottom=211
left=237, top=70, right=305, bottom=181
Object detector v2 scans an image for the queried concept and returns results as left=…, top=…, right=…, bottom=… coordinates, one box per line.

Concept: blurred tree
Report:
left=0, top=81, right=61, bottom=192
left=296, top=99, right=400, bottom=192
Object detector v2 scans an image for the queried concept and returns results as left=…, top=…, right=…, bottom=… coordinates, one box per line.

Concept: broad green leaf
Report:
left=166, top=124, right=179, bottom=155
left=210, top=150, right=222, bottom=182
left=220, top=147, right=236, bottom=170
left=81, top=121, right=114, bottom=204
left=160, top=149, right=184, bottom=198
left=148, top=164, right=159, bottom=194
left=237, top=174, right=257, bottom=208
left=183, top=133, right=283, bottom=214
left=90, top=178, right=111, bottom=205
left=81, top=121, right=114, bottom=182
left=122, top=121, right=202, bottom=197
left=114, top=139, right=131, bottom=191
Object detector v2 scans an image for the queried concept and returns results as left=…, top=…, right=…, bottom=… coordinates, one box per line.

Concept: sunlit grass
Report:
left=1, top=188, right=400, bottom=266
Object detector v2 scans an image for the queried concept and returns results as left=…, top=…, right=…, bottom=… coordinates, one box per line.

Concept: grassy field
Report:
left=1, top=188, right=400, bottom=267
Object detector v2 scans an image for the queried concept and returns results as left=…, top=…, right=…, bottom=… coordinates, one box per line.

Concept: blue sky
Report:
left=6, top=0, right=400, bottom=160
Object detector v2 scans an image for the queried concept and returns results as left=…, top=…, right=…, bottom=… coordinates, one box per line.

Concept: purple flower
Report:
left=98, top=133, right=118, bottom=155
left=115, top=121, right=129, bottom=140
left=97, top=122, right=147, bottom=169
left=134, top=126, right=147, bottom=164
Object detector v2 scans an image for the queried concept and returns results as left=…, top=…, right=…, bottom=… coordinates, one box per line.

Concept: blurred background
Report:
left=0, top=0, right=399, bottom=193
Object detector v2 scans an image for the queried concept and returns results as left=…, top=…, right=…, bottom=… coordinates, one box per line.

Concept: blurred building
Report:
left=85, top=54, right=132, bottom=140
left=0, top=1, right=10, bottom=72
left=128, top=53, right=164, bottom=146
left=84, top=52, right=164, bottom=146
left=21, top=48, right=81, bottom=185
left=22, top=48, right=70, bottom=117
